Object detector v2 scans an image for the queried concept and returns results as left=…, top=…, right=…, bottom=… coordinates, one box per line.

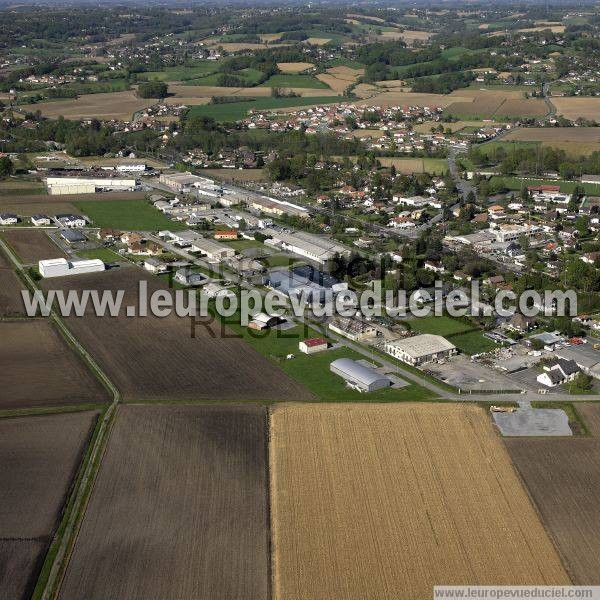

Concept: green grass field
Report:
left=407, top=315, right=474, bottom=336
left=139, top=62, right=219, bottom=82
left=449, top=330, right=497, bottom=355
left=222, top=316, right=435, bottom=402
left=260, top=74, right=330, bottom=89
left=77, top=247, right=123, bottom=263
left=182, top=67, right=265, bottom=87
left=74, top=200, right=185, bottom=231
left=187, top=96, right=339, bottom=122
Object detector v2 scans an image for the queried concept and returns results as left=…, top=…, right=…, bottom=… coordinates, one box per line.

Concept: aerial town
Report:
left=1, top=2, right=599, bottom=599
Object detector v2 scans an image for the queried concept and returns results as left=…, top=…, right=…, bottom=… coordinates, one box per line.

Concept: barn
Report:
left=330, top=358, right=391, bottom=393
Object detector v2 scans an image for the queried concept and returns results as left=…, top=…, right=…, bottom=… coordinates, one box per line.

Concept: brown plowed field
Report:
left=0, top=259, right=25, bottom=316
left=270, top=403, right=570, bottom=600
left=42, top=267, right=313, bottom=402
left=2, top=229, right=66, bottom=264
left=0, top=319, right=110, bottom=409
left=59, top=405, right=269, bottom=600
left=505, top=403, right=600, bottom=584
left=0, top=411, right=98, bottom=600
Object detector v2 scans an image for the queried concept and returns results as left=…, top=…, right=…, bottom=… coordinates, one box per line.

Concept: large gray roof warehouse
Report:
left=330, top=358, right=391, bottom=393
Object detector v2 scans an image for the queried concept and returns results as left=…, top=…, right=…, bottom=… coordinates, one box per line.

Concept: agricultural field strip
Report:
left=270, top=403, right=569, bottom=600
left=58, top=405, right=270, bottom=600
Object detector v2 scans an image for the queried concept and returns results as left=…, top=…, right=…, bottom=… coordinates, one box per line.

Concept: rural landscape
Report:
left=1, top=0, right=600, bottom=599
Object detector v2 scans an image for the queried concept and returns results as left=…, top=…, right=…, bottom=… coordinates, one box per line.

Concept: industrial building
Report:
left=265, top=266, right=347, bottom=304
left=329, top=317, right=378, bottom=342
left=248, top=196, right=309, bottom=219
left=159, top=172, right=215, bottom=192
left=330, top=358, right=391, bottom=393
left=385, top=334, right=457, bottom=366
left=60, top=229, right=87, bottom=244
left=45, top=177, right=136, bottom=195
left=190, top=238, right=236, bottom=261
left=262, top=228, right=350, bottom=266
left=39, top=257, right=105, bottom=278
left=299, top=338, right=328, bottom=354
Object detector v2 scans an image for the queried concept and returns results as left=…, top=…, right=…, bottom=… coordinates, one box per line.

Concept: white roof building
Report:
left=385, top=334, right=457, bottom=366
left=39, top=258, right=105, bottom=278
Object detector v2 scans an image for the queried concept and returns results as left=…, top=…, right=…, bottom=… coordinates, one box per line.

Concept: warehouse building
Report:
left=262, top=228, right=350, bottom=266
left=159, top=172, right=215, bottom=192
left=45, top=177, right=136, bottom=195
left=385, top=334, right=457, bottom=366
left=330, top=358, right=391, bottom=393
left=190, top=238, right=235, bottom=261
left=249, top=196, right=309, bottom=219
left=39, top=257, right=105, bottom=278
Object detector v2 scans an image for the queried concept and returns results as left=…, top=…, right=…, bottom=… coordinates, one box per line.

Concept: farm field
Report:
left=359, top=91, right=469, bottom=109
left=32, top=91, right=155, bottom=120
left=0, top=257, right=26, bottom=317
left=0, top=319, right=110, bottom=409
left=260, top=74, right=330, bottom=89
left=0, top=411, right=98, bottom=600
left=270, top=403, right=569, bottom=600
left=377, top=157, right=448, bottom=174
left=41, top=268, right=314, bottom=402
left=73, top=199, right=184, bottom=231
left=277, top=62, right=314, bottom=73
left=502, top=127, right=600, bottom=155
left=0, top=191, right=148, bottom=218
left=551, top=97, right=600, bottom=122
left=186, top=96, right=340, bottom=121
left=1, top=229, right=66, bottom=263
left=505, top=403, right=600, bottom=584
left=58, top=405, right=269, bottom=600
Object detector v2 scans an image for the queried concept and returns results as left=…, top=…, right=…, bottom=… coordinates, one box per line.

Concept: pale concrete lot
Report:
left=493, top=408, right=572, bottom=437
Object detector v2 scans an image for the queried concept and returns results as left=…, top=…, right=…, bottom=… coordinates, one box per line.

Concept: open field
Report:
left=170, top=84, right=338, bottom=98
left=1, top=229, right=66, bottom=263
left=359, top=91, right=469, bottom=109
left=494, top=98, right=548, bottom=118
left=0, top=259, right=26, bottom=316
left=73, top=200, right=184, bottom=231
left=261, top=74, right=330, bottom=89
left=499, top=127, right=600, bottom=155
left=42, top=268, right=314, bottom=402
left=199, top=168, right=268, bottom=182
left=277, top=62, right=314, bottom=73
left=505, top=403, right=600, bottom=584
left=504, top=128, right=600, bottom=142
left=186, top=96, right=339, bottom=122
left=0, top=411, right=98, bottom=600
left=551, top=97, right=600, bottom=122
left=32, top=91, right=155, bottom=121
left=407, top=315, right=473, bottom=336
left=377, top=157, right=448, bottom=174
left=0, top=319, right=109, bottom=409
left=270, top=403, right=570, bottom=600
left=59, top=405, right=269, bottom=600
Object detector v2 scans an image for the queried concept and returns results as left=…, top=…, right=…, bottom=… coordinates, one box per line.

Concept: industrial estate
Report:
left=1, top=1, right=600, bottom=599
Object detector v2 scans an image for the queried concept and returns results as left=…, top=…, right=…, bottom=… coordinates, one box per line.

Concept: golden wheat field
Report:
left=277, top=62, right=314, bottom=73
left=269, top=403, right=570, bottom=600
left=551, top=97, right=600, bottom=122
left=33, top=91, right=155, bottom=120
